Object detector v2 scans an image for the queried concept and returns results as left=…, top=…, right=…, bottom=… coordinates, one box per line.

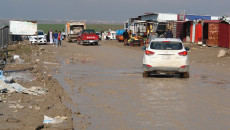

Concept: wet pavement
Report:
left=54, top=43, right=230, bottom=129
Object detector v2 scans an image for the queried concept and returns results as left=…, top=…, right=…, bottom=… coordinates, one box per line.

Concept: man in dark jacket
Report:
left=165, top=29, right=173, bottom=38
left=123, top=29, right=129, bottom=46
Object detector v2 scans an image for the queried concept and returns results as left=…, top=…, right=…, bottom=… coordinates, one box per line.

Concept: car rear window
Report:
left=150, top=42, right=183, bottom=50
left=38, top=31, right=44, bottom=35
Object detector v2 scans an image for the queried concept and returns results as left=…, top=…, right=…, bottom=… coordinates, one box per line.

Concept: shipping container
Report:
left=203, top=20, right=220, bottom=46
left=195, top=23, right=203, bottom=43
left=218, top=21, right=230, bottom=49
left=176, top=22, right=186, bottom=41
left=9, top=21, right=37, bottom=35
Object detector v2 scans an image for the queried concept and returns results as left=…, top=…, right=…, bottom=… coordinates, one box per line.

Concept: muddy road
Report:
left=46, top=40, right=230, bottom=129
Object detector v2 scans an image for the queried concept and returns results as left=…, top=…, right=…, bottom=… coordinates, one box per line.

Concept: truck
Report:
left=76, top=29, right=99, bottom=45
left=65, top=22, right=86, bottom=42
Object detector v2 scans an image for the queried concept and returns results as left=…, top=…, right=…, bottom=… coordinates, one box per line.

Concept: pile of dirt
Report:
left=0, top=41, right=73, bottom=129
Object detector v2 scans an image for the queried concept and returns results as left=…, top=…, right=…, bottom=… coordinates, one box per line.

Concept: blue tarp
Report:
left=185, top=15, right=211, bottom=20
left=116, top=30, right=125, bottom=35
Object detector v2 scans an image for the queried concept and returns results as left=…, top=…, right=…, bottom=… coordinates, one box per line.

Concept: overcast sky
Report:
left=0, top=0, right=229, bottom=21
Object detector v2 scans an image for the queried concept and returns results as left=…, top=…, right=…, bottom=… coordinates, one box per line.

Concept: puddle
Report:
left=52, top=44, right=230, bottom=129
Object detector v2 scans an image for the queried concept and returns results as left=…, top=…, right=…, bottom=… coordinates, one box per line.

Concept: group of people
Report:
left=47, top=29, right=63, bottom=47
left=122, top=29, right=174, bottom=46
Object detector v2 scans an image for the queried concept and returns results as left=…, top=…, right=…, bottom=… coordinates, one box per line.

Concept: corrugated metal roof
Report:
left=138, top=12, right=177, bottom=17
left=219, top=20, right=230, bottom=24
left=204, top=20, right=221, bottom=23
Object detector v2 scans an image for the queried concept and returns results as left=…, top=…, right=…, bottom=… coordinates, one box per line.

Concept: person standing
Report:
left=58, top=31, right=62, bottom=47
left=123, top=29, right=129, bottom=46
left=53, top=30, right=58, bottom=47
left=165, top=29, right=173, bottom=38
left=49, top=29, right=54, bottom=45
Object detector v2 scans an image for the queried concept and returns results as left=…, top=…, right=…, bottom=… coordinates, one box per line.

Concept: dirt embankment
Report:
left=0, top=41, right=74, bottom=129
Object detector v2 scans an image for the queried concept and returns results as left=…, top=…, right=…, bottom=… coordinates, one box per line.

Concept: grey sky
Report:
left=0, top=0, right=229, bottom=21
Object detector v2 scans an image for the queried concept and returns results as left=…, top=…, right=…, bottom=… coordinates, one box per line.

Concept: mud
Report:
left=1, top=40, right=230, bottom=129
left=47, top=40, right=230, bottom=129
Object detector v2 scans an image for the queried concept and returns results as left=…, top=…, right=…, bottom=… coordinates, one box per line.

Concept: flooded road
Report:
left=54, top=42, right=230, bottom=129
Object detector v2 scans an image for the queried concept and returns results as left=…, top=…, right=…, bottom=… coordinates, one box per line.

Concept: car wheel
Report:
left=95, top=42, right=98, bottom=45
left=143, top=71, right=150, bottom=77
left=180, top=72, right=189, bottom=78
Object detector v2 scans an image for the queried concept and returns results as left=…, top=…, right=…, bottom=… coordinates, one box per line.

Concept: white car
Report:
left=142, top=38, right=190, bottom=78
left=29, top=30, right=47, bottom=44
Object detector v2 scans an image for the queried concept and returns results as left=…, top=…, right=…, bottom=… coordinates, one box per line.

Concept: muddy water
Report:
left=55, top=44, right=230, bottom=130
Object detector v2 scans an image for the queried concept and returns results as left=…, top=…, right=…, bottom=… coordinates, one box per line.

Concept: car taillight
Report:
left=180, top=65, right=186, bottom=68
left=178, top=51, right=187, bottom=56
left=147, top=64, right=152, bottom=67
left=145, top=50, right=154, bottom=55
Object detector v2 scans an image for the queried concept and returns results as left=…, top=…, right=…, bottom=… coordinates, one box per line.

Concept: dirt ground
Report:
left=0, top=41, right=76, bottom=129
left=1, top=39, right=230, bottom=129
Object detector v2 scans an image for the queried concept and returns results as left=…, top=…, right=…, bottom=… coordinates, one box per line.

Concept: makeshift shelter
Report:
left=218, top=20, right=230, bottom=49
left=202, top=20, right=221, bottom=46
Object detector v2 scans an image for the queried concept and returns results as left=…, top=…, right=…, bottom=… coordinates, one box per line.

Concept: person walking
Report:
left=123, top=29, right=129, bottom=46
left=58, top=31, right=62, bottom=47
left=53, top=30, right=58, bottom=47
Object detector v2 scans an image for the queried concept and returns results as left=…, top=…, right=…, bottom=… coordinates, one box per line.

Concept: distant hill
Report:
left=0, top=19, right=9, bottom=25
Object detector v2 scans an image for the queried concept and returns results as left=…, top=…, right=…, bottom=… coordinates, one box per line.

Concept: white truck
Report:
left=65, top=22, right=86, bottom=42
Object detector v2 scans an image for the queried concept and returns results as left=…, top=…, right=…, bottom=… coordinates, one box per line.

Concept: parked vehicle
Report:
left=142, top=38, right=190, bottom=78
left=77, top=29, right=99, bottom=45
left=107, top=31, right=116, bottom=40
left=61, top=32, right=66, bottom=40
left=65, top=22, right=86, bottom=42
left=29, top=30, right=47, bottom=44
left=96, top=32, right=102, bottom=40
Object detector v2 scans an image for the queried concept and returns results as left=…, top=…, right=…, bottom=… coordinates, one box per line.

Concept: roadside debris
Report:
left=44, top=62, right=59, bottom=65
left=43, top=115, right=68, bottom=124
left=9, top=103, right=25, bottom=109
left=0, top=77, right=48, bottom=95
left=13, top=55, right=25, bottom=64
left=217, top=49, right=227, bottom=57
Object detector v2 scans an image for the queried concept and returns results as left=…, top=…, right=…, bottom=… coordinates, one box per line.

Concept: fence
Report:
left=0, top=25, right=9, bottom=70
left=0, top=25, right=10, bottom=50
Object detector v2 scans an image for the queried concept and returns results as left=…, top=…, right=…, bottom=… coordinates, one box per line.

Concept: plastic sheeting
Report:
left=116, top=30, right=125, bottom=35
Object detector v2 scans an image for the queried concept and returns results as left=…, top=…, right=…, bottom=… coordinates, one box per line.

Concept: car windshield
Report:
left=150, top=42, right=182, bottom=50
left=38, top=31, right=44, bottom=35
left=82, top=30, right=95, bottom=34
